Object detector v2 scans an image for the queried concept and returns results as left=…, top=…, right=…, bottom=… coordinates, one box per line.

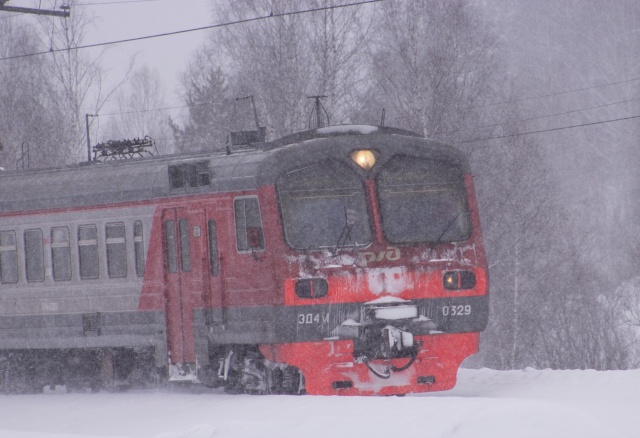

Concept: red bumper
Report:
left=260, top=332, right=479, bottom=396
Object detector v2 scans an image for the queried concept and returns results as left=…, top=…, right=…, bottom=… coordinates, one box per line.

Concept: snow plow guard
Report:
left=260, top=332, right=479, bottom=396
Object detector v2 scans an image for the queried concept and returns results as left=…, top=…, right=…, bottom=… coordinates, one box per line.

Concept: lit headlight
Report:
left=443, top=271, right=476, bottom=290
left=350, top=150, right=376, bottom=170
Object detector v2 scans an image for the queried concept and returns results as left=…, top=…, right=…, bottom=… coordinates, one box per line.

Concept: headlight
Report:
left=443, top=271, right=476, bottom=290
left=295, top=278, right=329, bottom=298
left=350, top=149, right=377, bottom=170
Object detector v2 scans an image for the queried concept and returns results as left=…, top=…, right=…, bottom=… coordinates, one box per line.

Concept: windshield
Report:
left=277, top=160, right=372, bottom=250
left=377, top=155, right=471, bottom=244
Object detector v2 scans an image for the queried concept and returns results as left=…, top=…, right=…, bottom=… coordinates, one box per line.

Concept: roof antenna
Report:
left=307, top=95, right=330, bottom=129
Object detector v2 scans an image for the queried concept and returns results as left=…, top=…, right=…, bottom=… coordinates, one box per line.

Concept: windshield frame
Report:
left=375, top=154, right=472, bottom=246
left=276, top=159, right=374, bottom=251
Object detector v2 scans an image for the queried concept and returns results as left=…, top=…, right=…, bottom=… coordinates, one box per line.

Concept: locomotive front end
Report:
left=259, top=126, right=489, bottom=396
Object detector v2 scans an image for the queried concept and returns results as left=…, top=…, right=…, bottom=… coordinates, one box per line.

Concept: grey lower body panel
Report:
left=0, top=310, right=167, bottom=366
left=0, top=296, right=488, bottom=372
left=201, top=295, right=489, bottom=345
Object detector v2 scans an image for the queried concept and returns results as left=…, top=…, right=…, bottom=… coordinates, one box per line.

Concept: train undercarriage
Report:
left=0, top=347, right=162, bottom=394
left=197, top=345, right=303, bottom=395
left=0, top=345, right=302, bottom=395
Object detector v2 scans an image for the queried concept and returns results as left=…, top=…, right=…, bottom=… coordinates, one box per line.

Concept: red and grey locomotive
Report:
left=0, top=124, right=488, bottom=395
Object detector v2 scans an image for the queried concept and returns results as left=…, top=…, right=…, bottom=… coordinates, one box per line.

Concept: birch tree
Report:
left=101, top=65, right=173, bottom=155
left=38, top=0, right=130, bottom=162
left=202, top=0, right=373, bottom=138
left=366, top=0, right=500, bottom=138
left=0, top=18, right=67, bottom=169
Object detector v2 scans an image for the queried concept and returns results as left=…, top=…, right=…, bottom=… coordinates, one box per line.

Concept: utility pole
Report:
left=0, top=0, right=70, bottom=17
left=86, top=114, right=97, bottom=162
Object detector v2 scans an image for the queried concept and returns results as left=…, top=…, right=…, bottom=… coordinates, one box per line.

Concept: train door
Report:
left=162, top=207, right=207, bottom=378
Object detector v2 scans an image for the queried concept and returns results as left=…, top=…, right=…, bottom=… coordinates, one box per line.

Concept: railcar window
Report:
left=51, top=227, right=71, bottom=281
left=24, top=229, right=45, bottom=282
left=377, top=156, right=471, bottom=244
left=169, top=161, right=210, bottom=191
left=208, top=220, right=219, bottom=276
left=234, top=197, right=265, bottom=252
left=179, top=219, right=191, bottom=272
left=0, top=231, right=18, bottom=284
left=134, top=221, right=145, bottom=277
left=165, top=220, right=177, bottom=273
left=78, top=225, right=99, bottom=279
left=277, top=160, right=372, bottom=250
left=106, top=223, right=127, bottom=278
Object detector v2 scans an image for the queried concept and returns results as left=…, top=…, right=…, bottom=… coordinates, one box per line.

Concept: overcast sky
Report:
left=6, top=0, right=213, bottom=107
left=85, top=0, right=212, bottom=105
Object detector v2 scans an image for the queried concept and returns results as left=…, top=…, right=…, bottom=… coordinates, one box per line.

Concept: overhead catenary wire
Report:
left=0, top=0, right=383, bottom=62
left=4, top=0, right=634, bottom=133
left=2, top=0, right=639, bottom=118
left=440, top=94, right=640, bottom=136
left=99, top=104, right=190, bottom=117
left=455, top=113, right=640, bottom=144
left=87, top=73, right=640, bottom=123
left=457, top=76, right=640, bottom=111
left=99, top=88, right=640, bottom=128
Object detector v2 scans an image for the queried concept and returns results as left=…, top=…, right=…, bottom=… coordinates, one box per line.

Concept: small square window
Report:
left=169, top=161, right=210, bottom=191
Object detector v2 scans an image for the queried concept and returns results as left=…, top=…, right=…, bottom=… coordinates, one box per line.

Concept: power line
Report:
left=2, top=0, right=637, bottom=119
left=458, top=76, right=640, bottom=111
left=0, top=0, right=383, bottom=62
left=99, top=103, right=189, bottom=116
left=100, top=90, right=640, bottom=127
left=455, top=113, right=640, bottom=144
left=441, top=94, right=640, bottom=135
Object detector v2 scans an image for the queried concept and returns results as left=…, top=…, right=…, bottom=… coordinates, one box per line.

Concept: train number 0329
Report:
left=442, top=305, right=471, bottom=316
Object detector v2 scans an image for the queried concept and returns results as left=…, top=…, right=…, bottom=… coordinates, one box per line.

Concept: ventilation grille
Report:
left=82, top=313, right=101, bottom=336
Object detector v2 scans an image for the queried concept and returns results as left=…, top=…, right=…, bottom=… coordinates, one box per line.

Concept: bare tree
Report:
left=501, top=0, right=640, bottom=370
left=170, top=46, right=232, bottom=153
left=0, top=18, right=67, bottom=169
left=304, top=0, right=375, bottom=124
left=101, top=65, right=173, bottom=155
left=366, top=0, right=500, bottom=138
left=206, top=0, right=374, bottom=137
left=211, top=0, right=313, bottom=137
left=38, top=0, right=131, bottom=162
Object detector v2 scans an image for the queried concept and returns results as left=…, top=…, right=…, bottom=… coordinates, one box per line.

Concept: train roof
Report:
left=0, top=125, right=469, bottom=214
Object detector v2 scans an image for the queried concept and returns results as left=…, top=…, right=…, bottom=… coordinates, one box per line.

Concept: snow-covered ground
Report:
left=0, top=368, right=639, bottom=438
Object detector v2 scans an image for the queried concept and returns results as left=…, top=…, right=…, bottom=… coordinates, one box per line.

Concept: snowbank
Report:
left=0, top=368, right=639, bottom=438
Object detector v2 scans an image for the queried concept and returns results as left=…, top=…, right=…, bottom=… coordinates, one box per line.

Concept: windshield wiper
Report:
left=433, top=211, right=462, bottom=248
left=333, top=206, right=355, bottom=255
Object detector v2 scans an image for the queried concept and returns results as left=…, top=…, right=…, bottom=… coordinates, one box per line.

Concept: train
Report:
left=0, top=124, right=488, bottom=395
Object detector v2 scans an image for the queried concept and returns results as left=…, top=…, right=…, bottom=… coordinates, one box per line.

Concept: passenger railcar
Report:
left=0, top=125, right=488, bottom=395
